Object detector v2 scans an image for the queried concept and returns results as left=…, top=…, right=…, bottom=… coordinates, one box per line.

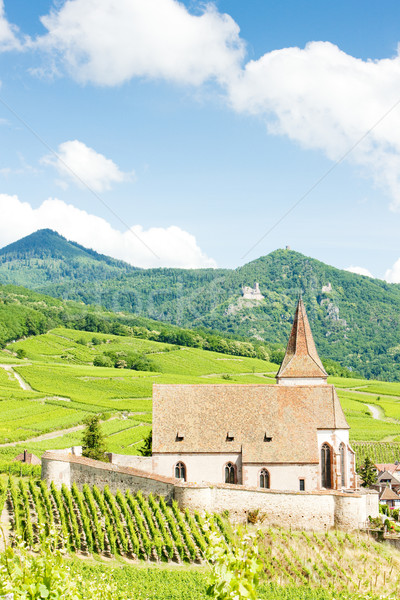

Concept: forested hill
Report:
left=0, top=229, right=400, bottom=380
left=0, top=229, right=138, bottom=287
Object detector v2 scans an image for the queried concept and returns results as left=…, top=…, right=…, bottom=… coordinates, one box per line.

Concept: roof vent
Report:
left=264, top=434, right=272, bottom=442
left=226, top=432, right=235, bottom=442
left=176, top=432, right=185, bottom=441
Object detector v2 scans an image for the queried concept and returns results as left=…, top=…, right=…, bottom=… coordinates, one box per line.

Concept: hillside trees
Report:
left=82, top=415, right=107, bottom=461
left=358, top=456, right=377, bottom=487
left=138, top=430, right=152, bottom=457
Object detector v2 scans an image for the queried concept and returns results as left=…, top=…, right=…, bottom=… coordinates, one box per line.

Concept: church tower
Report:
left=276, top=297, right=328, bottom=386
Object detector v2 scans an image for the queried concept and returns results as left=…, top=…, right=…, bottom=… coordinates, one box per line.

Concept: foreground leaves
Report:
left=206, top=528, right=263, bottom=600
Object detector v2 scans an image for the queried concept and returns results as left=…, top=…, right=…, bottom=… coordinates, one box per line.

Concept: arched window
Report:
left=225, top=462, right=236, bottom=484
left=321, top=443, right=332, bottom=489
left=259, top=469, right=270, bottom=489
left=174, top=462, right=186, bottom=481
left=339, top=443, right=346, bottom=487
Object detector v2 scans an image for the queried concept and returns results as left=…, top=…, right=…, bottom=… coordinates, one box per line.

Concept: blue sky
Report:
left=1, top=1, right=400, bottom=279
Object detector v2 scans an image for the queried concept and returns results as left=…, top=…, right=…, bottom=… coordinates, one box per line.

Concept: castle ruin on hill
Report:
left=242, top=282, right=264, bottom=300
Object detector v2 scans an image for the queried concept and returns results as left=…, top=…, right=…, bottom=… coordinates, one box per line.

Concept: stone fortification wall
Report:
left=41, top=452, right=175, bottom=501
left=174, top=483, right=379, bottom=530
left=42, top=453, right=378, bottom=531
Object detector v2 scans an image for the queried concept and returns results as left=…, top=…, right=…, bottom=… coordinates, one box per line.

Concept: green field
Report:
left=5, top=475, right=400, bottom=600
left=2, top=327, right=400, bottom=465
left=3, top=326, right=400, bottom=599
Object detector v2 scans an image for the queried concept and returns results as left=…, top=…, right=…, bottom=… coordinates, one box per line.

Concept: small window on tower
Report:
left=299, top=479, right=305, bottom=491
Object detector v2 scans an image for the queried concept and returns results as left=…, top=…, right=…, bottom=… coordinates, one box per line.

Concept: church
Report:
left=152, top=298, right=357, bottom=492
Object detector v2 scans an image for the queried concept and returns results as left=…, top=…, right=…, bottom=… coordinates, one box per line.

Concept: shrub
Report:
left=93, top=355, right=113, bottom=367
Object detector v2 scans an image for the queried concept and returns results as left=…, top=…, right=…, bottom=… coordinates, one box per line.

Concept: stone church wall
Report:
left=42, top=453, right=378, bottom=531
left=152, top=452, right=242, bottom=484
left=243, top=463, right=319, bottom=491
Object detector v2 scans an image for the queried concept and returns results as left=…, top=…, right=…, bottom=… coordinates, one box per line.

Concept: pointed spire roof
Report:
left=276, top=297, right=328, bottom=381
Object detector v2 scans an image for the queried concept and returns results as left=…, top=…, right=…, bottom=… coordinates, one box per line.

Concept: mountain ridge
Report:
left=0, top=229, right=399, bottom=380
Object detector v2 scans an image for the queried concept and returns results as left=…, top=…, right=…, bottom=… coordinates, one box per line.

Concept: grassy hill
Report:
left=0, top=230, right=399, bottom=380
left=0, top=326, right=400, bottom=471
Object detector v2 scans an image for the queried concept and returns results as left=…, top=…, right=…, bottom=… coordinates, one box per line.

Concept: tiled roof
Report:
left=153, top=383, right=349, bottom=463
left=376, top=463, right=400, bottom=474
left=377, top=470, right=400, bottom=484
left=380, top=486, right=400, bottom=501
left=276, top=298, right=328, bottom=380
left=13, top=451, right=41, bottom=465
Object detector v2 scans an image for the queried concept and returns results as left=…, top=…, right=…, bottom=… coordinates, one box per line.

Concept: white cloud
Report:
left=0, top=194, right=215, bottom=269
left=0, top=0, right=21, bottom=51
left=226, top=41, right=400, bottom=210
left=41, top=140, right=133, bottom=192
left=36, top=0, right=244, bottom=86
left=345, top=266, right=373, bottom=278
left=33, top=1, right=400, bottom=210
left=385, top=259, right=400, bottom=283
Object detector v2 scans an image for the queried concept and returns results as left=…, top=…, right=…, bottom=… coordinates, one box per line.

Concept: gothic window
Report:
left=259, top=469, right=270, bottom=489
left=225, top=462, right=236, bottom=484
left=321, top=443, right=332, bottom=489
left=340, top=443, right=346, bottom=487
left=175, top=461, right=186, bottom=481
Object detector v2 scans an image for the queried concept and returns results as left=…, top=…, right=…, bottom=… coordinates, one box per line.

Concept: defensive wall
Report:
left=41, top=452, right=379, bottom=530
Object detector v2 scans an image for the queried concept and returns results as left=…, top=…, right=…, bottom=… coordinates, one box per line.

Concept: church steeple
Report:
left=276, top=297, right=328, bottom=385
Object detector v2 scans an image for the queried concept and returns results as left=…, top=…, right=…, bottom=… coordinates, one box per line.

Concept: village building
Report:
left=371, top=467, right=400, bottom=509
left=13, top=449, right=41, bottom=466
left=152, top=298, right=356, bottom=492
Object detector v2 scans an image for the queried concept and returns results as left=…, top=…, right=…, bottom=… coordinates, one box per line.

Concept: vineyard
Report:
left=3, top=477, right=400, bottom=599
left=352, top=441, right=400, bottom=466
left=3, top=478, right=229, bottom=563
left=259, top=526, right=400, bottom=598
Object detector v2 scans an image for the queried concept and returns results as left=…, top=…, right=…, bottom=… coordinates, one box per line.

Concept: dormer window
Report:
left=176, top=432, right=185, bottom=441
left=226, top=432, right=235, bottom=442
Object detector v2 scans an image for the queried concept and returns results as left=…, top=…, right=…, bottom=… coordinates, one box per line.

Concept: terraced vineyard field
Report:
left=2, top=326, right=400, bottom=466
left=259, top=526, right=400, bottom=598
left=4, top=478, right=228, bottom=563
left=353, top=441, right=400, bottom=465
left=3, top=476, right=400, bottom=598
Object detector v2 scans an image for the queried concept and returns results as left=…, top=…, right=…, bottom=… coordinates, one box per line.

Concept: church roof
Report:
left=276, top=297, right=328, bottom=380
left=152, top=383, right=349, bottom=464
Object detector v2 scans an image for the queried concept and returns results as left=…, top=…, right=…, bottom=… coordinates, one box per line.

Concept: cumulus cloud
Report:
left=36, top=0, right=244, bottom=86
left=226, top=41, right=400, bottom=209
left=345, top=266, right=373, bottom=278
left=41, top=140, right=133, bottom=192
left=0, top=194, right=216, bottom=268
left=385, top=259, right=400, bottom=283
left=0, top=0, right=21, bottom=51
left=32, top=1, right=400, bottom=210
